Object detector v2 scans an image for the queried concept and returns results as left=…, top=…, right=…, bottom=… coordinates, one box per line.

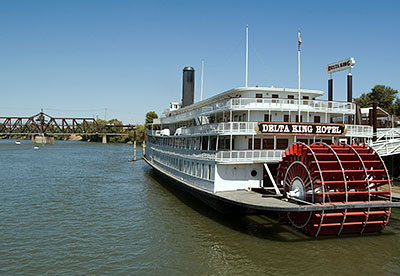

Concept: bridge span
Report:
left=0, top=110, right=135, bottom=144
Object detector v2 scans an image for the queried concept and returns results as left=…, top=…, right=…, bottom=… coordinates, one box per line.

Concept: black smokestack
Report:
left=182, top=67, right=195, bottom=108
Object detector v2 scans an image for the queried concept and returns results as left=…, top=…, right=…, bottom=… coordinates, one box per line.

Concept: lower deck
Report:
left=144, top=156, right=400, bottom=212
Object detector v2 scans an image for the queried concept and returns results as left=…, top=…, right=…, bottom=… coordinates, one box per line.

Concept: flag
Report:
left=298, top=30, right=302, bottom=51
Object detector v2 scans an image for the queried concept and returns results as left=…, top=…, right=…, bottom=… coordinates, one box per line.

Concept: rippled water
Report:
left=1, top=139, right=400, bottom=275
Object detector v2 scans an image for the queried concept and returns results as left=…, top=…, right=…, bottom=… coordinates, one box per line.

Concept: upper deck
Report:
left=160, top=87, right=355, bottom=125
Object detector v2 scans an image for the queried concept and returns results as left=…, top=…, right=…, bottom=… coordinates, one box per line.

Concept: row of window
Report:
left=248, top=138, right=333, bottom=150
left=263, top=114, right=320, bottom=123
left=149, top=136, right=220, bottom=151
left=152, top=150, right=215, bottom=181
left=256, top=93, right=312, bottom=101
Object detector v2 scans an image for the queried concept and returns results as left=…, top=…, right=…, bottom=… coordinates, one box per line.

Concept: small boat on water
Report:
left=15, top=141, right=21, bottom=145
left=33, top=146, right=39, bottom=150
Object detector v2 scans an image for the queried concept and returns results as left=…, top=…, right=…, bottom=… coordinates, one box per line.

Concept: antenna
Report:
left=200, top=60, right=204, bottom=101
left=245, top=25, right=249, bottom=88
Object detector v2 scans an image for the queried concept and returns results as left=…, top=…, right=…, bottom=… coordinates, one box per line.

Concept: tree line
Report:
left=84, top=111, right=158, bottom=144
left=354, top=85, right=400, bottom=115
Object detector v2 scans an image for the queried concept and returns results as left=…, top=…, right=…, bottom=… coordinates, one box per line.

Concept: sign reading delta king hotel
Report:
left=257, top=122, right=345, bottom=136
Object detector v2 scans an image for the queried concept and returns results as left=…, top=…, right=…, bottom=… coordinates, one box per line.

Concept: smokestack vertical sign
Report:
left=327, top=58, right=355, bottom=73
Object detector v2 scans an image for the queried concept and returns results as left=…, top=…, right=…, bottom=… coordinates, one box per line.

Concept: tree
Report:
left=354, top=85, right=399, bottom=114
left=145, top=111, right=158, bottom=127
left=354, top=93, right=371, bottom=108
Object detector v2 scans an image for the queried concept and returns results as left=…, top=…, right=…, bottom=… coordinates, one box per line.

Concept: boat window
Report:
left=208, top=165, right=212, bottom=180
left=284, top=114, right=290, bottom=122
left=272, top=94, right=278, bottom=103
left=248, top=138, right=261, bottom=150
left=277, top=139, right=289, bottom=149
left=314, top=116, right=321, bottom=123
left=296, top=115, right=303, bottom=123
left=256, top=93, right=262, bottom=103
left=210, top=137, right=217, bottom=151
left=225, top=138, right=230, bottom=150
left=264, top=114, right=270, bottom=122
left=303, top=96, right=309, bottom=105
left=263, top=139, right=274, bottom=149
left=288, top=95, right=295, bottom=104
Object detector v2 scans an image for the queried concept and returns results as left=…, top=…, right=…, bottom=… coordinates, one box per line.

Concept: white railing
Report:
left=161, top=97, right=356, bottom=124
left=164, top=122, right=372, bottom=138
left=147, top=142, right=216, bottom=161
left=180, top=122, right=257, bottom=136
left=215, top=150, right=284, bottom=163
left=345, top=124, right=373, bottom=138
left=370, top=138, right=400, bottom=156
left=228, top=98, right=355, bottom=113
left=377, top=128, right=400, bottom=141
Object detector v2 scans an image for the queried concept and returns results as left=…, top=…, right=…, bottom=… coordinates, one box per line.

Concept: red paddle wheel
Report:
left=276, top=142, right=392, bottom=237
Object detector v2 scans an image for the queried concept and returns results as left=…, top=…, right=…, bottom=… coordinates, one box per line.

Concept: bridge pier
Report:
left=102, top=134, right=107, bottom=144
left=34, top=134, right=55, bottom=144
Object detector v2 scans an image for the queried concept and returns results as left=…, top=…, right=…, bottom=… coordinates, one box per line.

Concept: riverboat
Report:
left=144, top=67, right=400, bottom=237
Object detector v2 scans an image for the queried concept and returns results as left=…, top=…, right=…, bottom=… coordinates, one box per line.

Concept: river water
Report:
left=1, top=140, right=400, bottom=275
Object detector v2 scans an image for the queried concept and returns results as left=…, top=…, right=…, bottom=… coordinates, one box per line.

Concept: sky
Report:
left=0, top=0, right=399, bottom=124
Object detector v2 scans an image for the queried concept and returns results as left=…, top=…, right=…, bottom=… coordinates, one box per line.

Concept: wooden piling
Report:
left=142, top=131, right=146, bottom=156
left=133, top=130, right=137, bottom=161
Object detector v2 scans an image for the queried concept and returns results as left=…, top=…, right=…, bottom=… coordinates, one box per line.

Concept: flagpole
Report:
left=200, top=60, right=204, bottom=101
left=298, top=30, right=301, bottom=121
left=245, top=24, right=249, bottom=88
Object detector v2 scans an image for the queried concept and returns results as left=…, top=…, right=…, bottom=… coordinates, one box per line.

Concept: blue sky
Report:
left=0, top=0, right=399, bottom=124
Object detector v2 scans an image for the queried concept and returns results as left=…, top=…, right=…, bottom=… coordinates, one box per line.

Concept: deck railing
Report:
left=163, top=122, right=373, bottom=138
left=345, top=125, right=373, bottom=138
left=215, top=150, right=285, bottom=163
left=160, top=97, right=356, bottom=124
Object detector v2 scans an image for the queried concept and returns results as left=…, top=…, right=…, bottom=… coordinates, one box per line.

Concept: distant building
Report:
left=360, top=107, right=396, bottom=127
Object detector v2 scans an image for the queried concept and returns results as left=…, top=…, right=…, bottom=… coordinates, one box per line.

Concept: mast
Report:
left=245, top=25, right=249, bottom=88
left=298, top=29, right=301, bottom=120
left=200, top=60, right=204, bottom=101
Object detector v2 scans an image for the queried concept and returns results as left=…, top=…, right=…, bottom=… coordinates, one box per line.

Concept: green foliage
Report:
left=133, top=124, right=146, bottom=143
left=354, top=93, right=371, bottom=108
left=145, top=111, right=158, bottom=127
left=354, top=85, right=400, bottom=115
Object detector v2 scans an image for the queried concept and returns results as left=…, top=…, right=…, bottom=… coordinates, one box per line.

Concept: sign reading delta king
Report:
left=327, top=57, right=355, bottom=74
left=257, top=122, right=345, bottom=136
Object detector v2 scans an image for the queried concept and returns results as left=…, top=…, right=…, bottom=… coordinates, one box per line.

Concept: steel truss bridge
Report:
left=0, top=111, right=135, bottom=136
